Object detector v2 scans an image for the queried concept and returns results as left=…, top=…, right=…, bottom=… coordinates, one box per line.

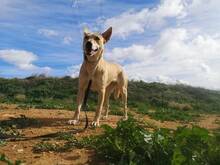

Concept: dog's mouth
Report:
left=85, top=48, right=99, bottom=56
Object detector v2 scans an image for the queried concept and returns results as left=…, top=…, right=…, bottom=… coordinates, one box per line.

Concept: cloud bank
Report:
left=0, top=49, right=51, bottom=75
left=105, top=28, right=220, bottom=89
left=103, top=0, right=187, bottom=37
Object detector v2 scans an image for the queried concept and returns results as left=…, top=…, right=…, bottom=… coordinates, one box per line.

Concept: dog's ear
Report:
left=102, top=27, right=112, bottom=43
left=83, top=27, right=90, bottom=36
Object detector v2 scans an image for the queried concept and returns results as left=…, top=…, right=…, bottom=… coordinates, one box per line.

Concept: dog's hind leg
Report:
left=103, top=82, right=116, bottom=119
left=118, top=72, right=128, bottom=120
left=121, top=86, right=128, bottom=120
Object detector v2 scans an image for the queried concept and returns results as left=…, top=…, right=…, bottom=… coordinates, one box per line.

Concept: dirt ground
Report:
left=0, top=104, right=219, bottom=165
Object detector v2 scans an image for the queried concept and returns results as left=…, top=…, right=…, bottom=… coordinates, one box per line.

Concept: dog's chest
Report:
left=90, top=73, right=104, bottom=91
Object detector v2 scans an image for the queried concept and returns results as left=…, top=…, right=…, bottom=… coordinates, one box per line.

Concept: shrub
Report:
left=168, top=101, right=193, bottom=111
left=148, top=108, right=199, bottom=122
left=14, top=94, right=26, bottom=102
left=33, top=133, right=82, bottom=153
left=83, top=118, right=219, bottom=165
left=0, top=154, right=23, bottom=165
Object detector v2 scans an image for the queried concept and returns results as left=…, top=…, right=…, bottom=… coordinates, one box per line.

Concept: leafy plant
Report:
left=0, top=126, right=21, bottom=139
left=0, top=140, right=6, bottom=147
left=148, top=108, right=200, bottom=122
left=0, top=154, right=23, bottom=165
left=82, top=118, right=220, bottom=165
left=33, top=133, right=83, bottom=153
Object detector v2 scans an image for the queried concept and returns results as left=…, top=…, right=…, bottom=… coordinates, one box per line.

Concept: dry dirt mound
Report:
left=0, top=104, right=219, bottom=165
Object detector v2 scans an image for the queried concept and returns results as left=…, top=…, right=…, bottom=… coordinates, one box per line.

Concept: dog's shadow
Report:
left=0, top=114, right=74, bottom=129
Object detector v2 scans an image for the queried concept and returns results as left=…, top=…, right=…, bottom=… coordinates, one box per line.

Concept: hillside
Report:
left=0, top=77, right=220, bottom=164
left=0, top=76, right=220, bottom=113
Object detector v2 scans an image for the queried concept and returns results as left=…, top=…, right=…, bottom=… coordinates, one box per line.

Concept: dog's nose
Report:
left=86, top=41, right=92, bottom=51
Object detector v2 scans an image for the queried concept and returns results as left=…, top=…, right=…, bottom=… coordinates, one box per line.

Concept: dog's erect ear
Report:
left=83, top=27, right=90, bottom=36
left=102, top=27, right=112, bottom=43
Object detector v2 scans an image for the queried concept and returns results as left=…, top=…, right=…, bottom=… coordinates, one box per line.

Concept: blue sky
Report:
left=0, top=0, right=220, bottom=89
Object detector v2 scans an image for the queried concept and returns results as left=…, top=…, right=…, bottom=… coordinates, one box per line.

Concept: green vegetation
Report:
left=0, top=76, right=78, bottom=110
left=30, top=118, right=220, bottom=164
left=1, top=76, right=220, bottom=164
left=0, top=76, right=219, bottom=115
left=129, top=80, right=220, bottom=113
left=29, top=118, right=220, bottom=164
left=148, top=108, right=200, bottom=122
left=33, top=132, right=83, bottom=153
left=0, top=115, right=42, bottom=140
left=29, top=118, right=220, bottom=165
left=0, top=126, right=21, bottom=139
left=82, top=118, right=220, bottom=165
left=0, top=139, right=6, bottom=147
left=0, top=154, right=22, bottom=165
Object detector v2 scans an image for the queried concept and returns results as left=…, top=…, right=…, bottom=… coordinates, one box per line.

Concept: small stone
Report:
left=17, top=149, right=24, bottom=153
left=12, top=145, right=17, bottom=150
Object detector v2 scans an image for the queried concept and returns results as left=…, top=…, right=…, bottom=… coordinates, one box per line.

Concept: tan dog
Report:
left=68, top=27, right=128, bottom=126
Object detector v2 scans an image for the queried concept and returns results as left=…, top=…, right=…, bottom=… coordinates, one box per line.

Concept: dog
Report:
left=68, top=27, right=128, bottom=126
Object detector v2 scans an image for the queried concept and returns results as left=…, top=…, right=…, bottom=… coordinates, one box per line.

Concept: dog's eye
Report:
left=84, top=36, right=89, bottom=40
left=95, top=36, right=100, bottom=41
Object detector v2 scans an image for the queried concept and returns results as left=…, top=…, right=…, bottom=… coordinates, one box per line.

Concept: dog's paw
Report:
left=122, top=116, right=128, bottom=121
left=91, top=121, right=100, bottom=127
left=68, top=120, right=79, bottom=125
left=102, top=115, right=108, bottom=120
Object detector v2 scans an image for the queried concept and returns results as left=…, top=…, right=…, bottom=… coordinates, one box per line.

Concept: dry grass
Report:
left=168, top=101, right=193, bottom=111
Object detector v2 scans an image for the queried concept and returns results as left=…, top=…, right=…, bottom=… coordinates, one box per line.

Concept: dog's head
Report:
left=83, top=27, right=112, bottom=62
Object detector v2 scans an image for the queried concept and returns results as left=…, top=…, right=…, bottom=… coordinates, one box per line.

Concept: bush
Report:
left=148, top=108, right=199, bottom=122
left=83, top=118, right=219, bottom=165
left=14, top=94, right=26, bottom=102
left=168, top=101, right=193, bottom=111
left=0, top=154, right=23, bottom=165
left=0, top=77, right=220, bottom=113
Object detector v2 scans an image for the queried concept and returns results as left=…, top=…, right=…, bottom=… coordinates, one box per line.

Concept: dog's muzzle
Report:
left=86, top=41, right=92, bottom=52
left=85, top=41, right=98, bottom=56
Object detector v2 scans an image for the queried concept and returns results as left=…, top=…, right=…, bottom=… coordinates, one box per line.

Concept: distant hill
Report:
left=0, top=76, right=219, bottom=113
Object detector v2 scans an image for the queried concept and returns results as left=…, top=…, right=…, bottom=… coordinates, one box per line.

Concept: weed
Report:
left=33, top=142, right=63, bottom=153
left=0, top=154, right=23, bottom=165
left=82, top=118, right=220, bottom=165
left=56, top=132, right=78, bottom=142
left=148, top=108, right=200, bottom=122
left=0, top=126, right=21, bottom=138
left=0, top=140, right=6, bottom=147
left=33, top=133, right=83, bottom=153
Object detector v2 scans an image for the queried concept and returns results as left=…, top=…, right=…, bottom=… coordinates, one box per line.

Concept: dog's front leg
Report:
left=68, top=80, right=88, bottom=125
left=92, top=88, right=105, bottom=127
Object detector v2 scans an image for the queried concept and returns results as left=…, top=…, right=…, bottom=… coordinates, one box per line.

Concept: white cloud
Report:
left=66, top=64, right=81, bottom=78
left=38, top=28, right=59, bottom=38
left=0, top=49, right=51, bottom=74
left=101, top=0, right=220, bottom=89
left=180, top=0, right=220, bottom=32
left=103, top=0, right=187, bottom=37
left=106, top=28, right=220, bottom=89
left=106, top=45, right=153, bottom=63
left=72, top=0, right=104, bottom=7
left=63, top=36, right=73, bottom=45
